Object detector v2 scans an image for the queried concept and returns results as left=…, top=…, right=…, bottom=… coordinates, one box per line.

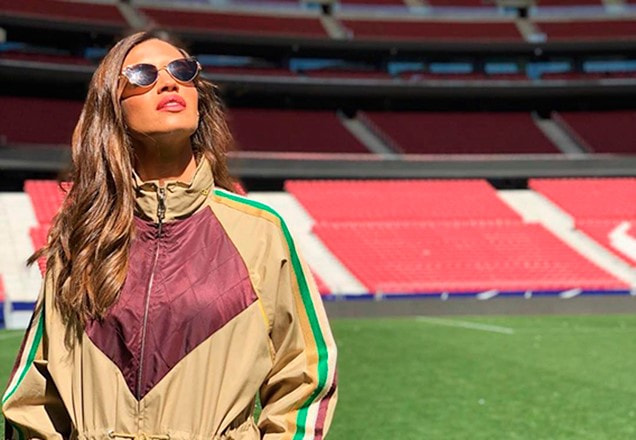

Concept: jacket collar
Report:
left=132, top=156, right=214, bottom=223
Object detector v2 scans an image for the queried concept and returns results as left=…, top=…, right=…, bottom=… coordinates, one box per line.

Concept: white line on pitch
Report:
left=0, top=332, right=24, bottom=340
left=415, top=317, right=515, bottom=335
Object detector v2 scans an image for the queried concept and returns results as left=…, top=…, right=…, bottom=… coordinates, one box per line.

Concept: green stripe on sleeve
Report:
left=214, top=189, right=329, bottom=438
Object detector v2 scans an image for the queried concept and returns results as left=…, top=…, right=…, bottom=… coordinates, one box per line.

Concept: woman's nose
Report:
left=156, top=69, right=178, bottom=92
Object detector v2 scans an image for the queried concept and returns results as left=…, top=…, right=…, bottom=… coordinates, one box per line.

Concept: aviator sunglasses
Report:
left=120, top=57, right=202, bottom=88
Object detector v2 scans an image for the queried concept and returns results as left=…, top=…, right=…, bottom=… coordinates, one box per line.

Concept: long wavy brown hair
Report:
left=28, top=30, right=237, bottom=345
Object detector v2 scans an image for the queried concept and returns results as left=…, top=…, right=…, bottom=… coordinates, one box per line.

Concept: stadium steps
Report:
left=118, top=2, right=148, bottom=28
left=0, top=193, right=41, bottom=297
left=496, top=189, right=636, bottom=287
left=532, top=113, right=587, bottom=155
left=320, top=15, right=349, bottom=39
left=337, top=111, right=400, bottom=157
left=246, top=192, right=368, bottom=295
left=516, top=19, right=545, bottom=43
left=0, top=193, right=42, bottom=329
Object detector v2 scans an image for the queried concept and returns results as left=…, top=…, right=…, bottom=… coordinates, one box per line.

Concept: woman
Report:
left=2, top=30, right=338, bottom=440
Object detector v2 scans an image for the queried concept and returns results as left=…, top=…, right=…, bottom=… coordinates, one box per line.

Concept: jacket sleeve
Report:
left=2, top=271, right=72, bottom=440
left=258, top=226, right=338, bottom=439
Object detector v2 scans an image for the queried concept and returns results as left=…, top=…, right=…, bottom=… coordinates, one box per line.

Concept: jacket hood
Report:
left=132, top=156, right=214, bottom=223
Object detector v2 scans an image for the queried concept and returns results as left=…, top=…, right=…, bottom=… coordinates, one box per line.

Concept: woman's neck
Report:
left=133, top=138, right=198, bottom=186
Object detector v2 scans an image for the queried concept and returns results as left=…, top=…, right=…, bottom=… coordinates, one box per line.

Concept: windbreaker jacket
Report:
left=2, top=158, right=338, bottom=440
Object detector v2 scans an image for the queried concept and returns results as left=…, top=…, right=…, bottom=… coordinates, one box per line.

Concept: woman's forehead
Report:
left=123, top=39, right=184, bottom=66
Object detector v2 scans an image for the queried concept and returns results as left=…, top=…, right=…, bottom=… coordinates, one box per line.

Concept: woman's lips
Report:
left=157, top=94, right=186, bottom=111
left=158, top=102, right=186, bottom=112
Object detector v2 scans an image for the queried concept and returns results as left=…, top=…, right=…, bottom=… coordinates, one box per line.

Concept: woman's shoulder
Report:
left=210, top=188, right=291, bottom=232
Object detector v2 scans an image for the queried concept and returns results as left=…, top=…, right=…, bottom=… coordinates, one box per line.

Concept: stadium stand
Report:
left=226, top=108, right=372, bottom=153
left=138, top=6, right=328, bottom=38
left=23, top=180, right=67, bottom=225
left=338, top=0, right=408, bottom=5
left=0, top=50, right=92, bottom=65
left=203, top=66, right=297, bottom=77
left=285, top=179, right=629, bottom=294
left=529, top=178, right=636, bottom=220
left=28, top=225, right=47, bottom=275
left=552, top=111, right=636, bottom=154
left=575, top=220, right=636, bottom=266
left=529, top=178, right=636, bottom=266
left=357, top=111, right=560, bottom=154
left=0, top=0, right=127, bottom=26
left=534, top=19, right=636, bottom=41
left=0, top=96, right=82, bottom=146
left=311, top=270, right=331, bottom=295
left=338, top=18, right=524, bottom=41
left=400, top=72, right=529, bottom=81
left=312, top=221, right=628, bottom=293
left=285, top=179, right=523, bottom=222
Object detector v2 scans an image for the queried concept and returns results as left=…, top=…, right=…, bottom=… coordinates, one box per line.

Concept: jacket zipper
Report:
left=136, top=185, right=166, bottom=401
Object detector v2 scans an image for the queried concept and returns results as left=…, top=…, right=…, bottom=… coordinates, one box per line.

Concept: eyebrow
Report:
left=122, top=56, right=187, bottom=69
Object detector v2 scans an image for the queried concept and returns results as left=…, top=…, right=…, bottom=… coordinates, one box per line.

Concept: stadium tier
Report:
left=552, top=111, right=636, bottom=154
left=399, top=72, right=528, bottom=81
left=576, top=220, right=636, bottom=266
left=339, top=0, right=408, bottom=5
left=312, top=221, right=627, bottom=293
left=28, top=225, right=48, bottom=275
left=226, top=108, right=372, bottom=153
left=534, top=19, right=636, bottom=41
left=23, top=180, right=67, bottom=225
left=16, top=177, right=636, bottom=296
left=357, top=111, right=559, bottom=154
left=138, top=6, right=328, bottom=38
left=311, top=270, right=331, bottom=295
left=286, top=178, right=633, bottom=294
left=302, top=69, right=392, bottom=79
left=338, top=18, right=523, bottom=41
left=424, top=0, right=497, bottom=6
left=529, top=178, right=636, bottom=267
left=0, top=0, right=126, bottom=26
left=0, top=96, right=82, bottom=146
left=0, top=51, right=92, bottom=65
left=285, top=179, right=522, bottom=222
left=203, top=66, right=297, bottom=77
left=529, top=178, right=636, bottom=220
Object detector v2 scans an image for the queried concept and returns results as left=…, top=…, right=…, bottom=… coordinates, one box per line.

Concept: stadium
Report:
left=1, top=0, right=636, bottom=438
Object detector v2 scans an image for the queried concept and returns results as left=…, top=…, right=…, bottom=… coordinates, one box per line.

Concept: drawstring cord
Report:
left=107, top=430, right=170, bottom=440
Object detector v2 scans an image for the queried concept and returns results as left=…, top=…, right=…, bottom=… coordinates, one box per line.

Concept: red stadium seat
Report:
left=529, top=178, right=636, bottom=219
left=535, top=19, right=636, bottom=41
left=0, top=97, right=82, bottom=146
left=339, top=18, right=523, bottom=41
left=552, top=111, right=636, bottom=154
left=23, top=180, right=67, bottom=225
left=0, top=0, right=126, bottom=26
left=139, top=6, right=328, bottom=38
left=226, top=108, right=372, bottom=153
left=313, top=221, right=627, bottom=293
left=285, top=179, right=522, bottom=222
left=358, top=111, right=559, bottom=154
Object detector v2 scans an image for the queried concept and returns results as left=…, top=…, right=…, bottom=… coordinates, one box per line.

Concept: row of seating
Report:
left=312, top=221, right=627, bottom=293
left=6, top=51, right=634, bottom=83
left=286, top=178, right=635, bottom=294
left=2, top=97, right=633, bottom=154
left=21, top=178, right=636, bottom=295
left=2, top=1, right=636, bottom=42
left=338, top=0, right=620, bottom=6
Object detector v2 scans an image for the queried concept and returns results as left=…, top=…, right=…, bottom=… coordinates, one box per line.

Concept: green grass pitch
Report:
left=1, top=314, right=635, bottom=439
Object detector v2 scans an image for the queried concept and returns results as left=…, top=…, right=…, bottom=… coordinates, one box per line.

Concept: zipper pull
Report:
left=157, top=186, right=166, bottom=237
